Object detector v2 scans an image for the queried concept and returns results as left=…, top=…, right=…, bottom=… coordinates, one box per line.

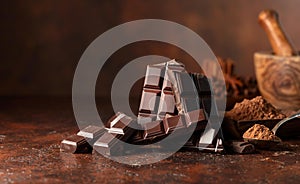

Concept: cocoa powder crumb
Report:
left=243, top=124, right=280, bottom=141
left=225, top=96, right=286, bottom=121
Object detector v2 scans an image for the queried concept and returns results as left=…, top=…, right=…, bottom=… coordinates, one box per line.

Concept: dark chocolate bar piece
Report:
left=157, top=89, right=177, bottom=117
left=163, top=114, right=185, bottom=134
left=138, top=60, right=184, bottom=124
left=144, top=64, right=164, bottom=89
left=137, top=113, right=156, bottom=125
left=141, top=109, right=207, bottom=140
left=77, top=125, right=105, bottom=139
left=142, top=120, right=165, bottom=139
left=107, top=112, right=126, bottom=127
left=224, top=141, right=255, bottom=154
left=197, top=99, right=224, bottom=152
left=170, top=71, right=224, bottom=152
left=107, top=112, right=135, bottom=135
left=156, top=60, right=184, bottom=118
left=184, top=108, right=207, bottom=127
left=169, top=71, right=200, bottom=114
left=93, top=112, right=139, bottom=156
left=138, top=88, right=161, bottom=115
left=93, top=133, right=122, bottom=156
left=93, top=131, right=134, bottom=156
left=60, top=134, right=92, bottom=153
left=137, top=63, right=164, bottom=124
left=183, top=134, right=224, bottom=153
left=192, top=73, right=212, bottom=96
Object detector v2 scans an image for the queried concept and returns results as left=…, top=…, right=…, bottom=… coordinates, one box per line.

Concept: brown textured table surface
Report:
left=0, top=97, right=299, bottom=183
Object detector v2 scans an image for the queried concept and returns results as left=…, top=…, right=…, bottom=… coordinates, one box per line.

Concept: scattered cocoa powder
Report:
left=225, top=96, right=286, bottom=121
left=243, top=124, right=280, bottom=141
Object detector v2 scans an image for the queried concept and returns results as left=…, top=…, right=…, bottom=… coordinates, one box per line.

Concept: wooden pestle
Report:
left=258, top=9, right=295, bottom=56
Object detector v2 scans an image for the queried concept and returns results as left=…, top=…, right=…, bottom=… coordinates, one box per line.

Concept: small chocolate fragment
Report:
left=77, top=125, right=105, bottom=139
left=0, top=135, right=5, bottom=143
left=93, top=132, right=134, bottom=156
left=107, top=112, right=135, bottom=135
left=184, top=135, right=224, bottom=153
left=60, top=134, right=92, bottom=153
left=93, top=113, right=139, bottom=156
left=225, top=141, right=255, bottom=154
left=93, top=133, right=123, bottom=156
left=106, top=112, right=125, bottom=127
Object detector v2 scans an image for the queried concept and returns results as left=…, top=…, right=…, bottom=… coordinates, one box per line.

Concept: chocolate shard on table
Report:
left=224, top=141, right=255, bottom=154
left=0, top=135, right=5, bottom=143
left=93, top=132, right=122, bottom=156
left=183, top=134, right=224, bottom=153
left=93, top=113, right=138, bottom=156
left=93, top=131, right=134, bottom=156
left=137, top=60, right=185, bottom=124
left=106, top=112, right=136, bottom=135
left=77, top=125, right=105, bottom=140
left=60, top=134, right=93, bottom=153
left=106, top=112, right=126, bottom=128
left=197, top=97, right=225, bottom=152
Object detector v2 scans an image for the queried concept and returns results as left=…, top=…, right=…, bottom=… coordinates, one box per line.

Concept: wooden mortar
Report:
left=254, top=10, right=300, bottom=110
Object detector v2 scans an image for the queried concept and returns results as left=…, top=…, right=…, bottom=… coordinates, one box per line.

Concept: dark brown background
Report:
left=1, top=0, right=300, bottom=96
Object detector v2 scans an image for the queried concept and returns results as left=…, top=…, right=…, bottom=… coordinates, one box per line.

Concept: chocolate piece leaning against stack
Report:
left=137, top=60, right=185, bottom=124
left=168, top=70, right=224, bottom=152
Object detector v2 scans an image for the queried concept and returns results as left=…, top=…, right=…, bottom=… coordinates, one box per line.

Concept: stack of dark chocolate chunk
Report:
left=61, top=60, right=224, bottom=156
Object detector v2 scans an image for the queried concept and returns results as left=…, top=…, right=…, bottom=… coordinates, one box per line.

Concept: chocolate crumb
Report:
left=225, top=96, right=286, bottom=121
left=0, top=135, right=5, bottom=143
left=243, top=124, right=280, bottom=141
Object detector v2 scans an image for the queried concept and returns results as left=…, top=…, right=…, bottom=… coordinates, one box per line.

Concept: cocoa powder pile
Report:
left=226, top=96, right=286, bottom=121
left=243, top=124, right=280, bottom=141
